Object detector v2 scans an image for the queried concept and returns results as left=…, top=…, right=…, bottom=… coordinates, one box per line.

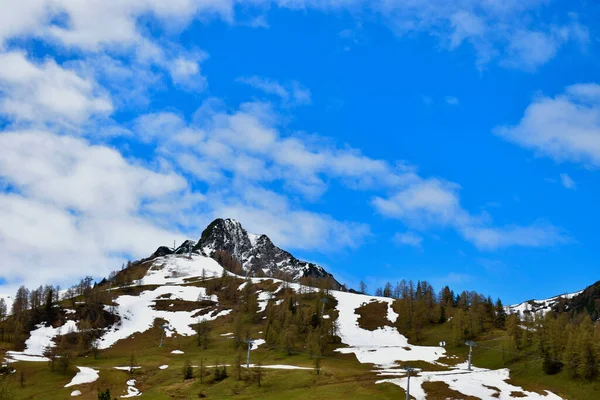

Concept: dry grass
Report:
left=153, top=300, right=216, bottom=312
left=422, top=381, right=480, bottom=400
left=355, top=301, right=391, bottom=331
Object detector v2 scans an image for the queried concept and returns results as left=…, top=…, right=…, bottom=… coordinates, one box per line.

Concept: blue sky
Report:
left=0, top=1, right=599, bottom=304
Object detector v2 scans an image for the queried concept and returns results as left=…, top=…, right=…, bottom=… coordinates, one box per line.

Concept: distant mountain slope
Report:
left=151, top=218, right=340, bottom=287
left=506, top=281, right=600, bottom=320
left=506, top=290, right=583, bottom=317
left=552, top=280, right=600, bottom=320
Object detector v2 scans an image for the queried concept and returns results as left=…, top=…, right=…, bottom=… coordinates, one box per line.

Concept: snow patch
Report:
left=378, top=367, right=562, bottom=400
left=97, top=283, right=227, bottom=349
left=121, top=379, right=141, bottom=398
left=70, top=390, right=82, bottom=397
left=171, top=350, right=184, bottom=354
left=243, top=364, right=312, bottom=370
left=6, top=320, right=78, bottom=362
left=64, top=367, right=99, bottom=387
left=332, top=291, right=445, bottom=368
left=251, top=339, right=265, bottom=350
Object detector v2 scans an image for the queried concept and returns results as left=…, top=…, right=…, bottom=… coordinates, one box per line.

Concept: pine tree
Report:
left=563, top=325, right=580, bottom=379
left=577, top=317, right=597, bottom=380
left=0, top=298, right=6, bottom=321
left=494, top=299, right=506, bottom=328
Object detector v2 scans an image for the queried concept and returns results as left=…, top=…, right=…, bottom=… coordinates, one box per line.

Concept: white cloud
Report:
left=134, top=101, right=413, bottom=198
left=167, top=53, right=208, bottom=91
left=461, top=223, right=570, bottom=251
left=0, top=0, right=586, bottom=75
left=373, top=179, right=569, bottom=251
left=0, top=51, right=112, bottom=127
left=237, top=76, right=312, bottom=106
left=495, top=83, right=600, bottom=166
left=0, top=129, right=195, bottom=289
left=560, top=173, right=576, bottom=190
left=132, top=100, right=569, bottom=253
left=445, top=96, right=459, bottom=105
left=212, top=193, right=371, bottom=251
left=0, top=0, right=234, bottom=50
left=393, top=232, right=423, bottom=249
left=279, top=0, right=587, bottom=70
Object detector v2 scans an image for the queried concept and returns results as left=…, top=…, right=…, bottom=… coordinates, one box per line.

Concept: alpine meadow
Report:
left=1, top=1, right=600, bottom=399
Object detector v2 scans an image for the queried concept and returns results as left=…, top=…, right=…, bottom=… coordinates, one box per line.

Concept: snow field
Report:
left=96, top=284, right=228, bottom=349
left=330, top=290, right=563, bottom=399
left=6, top=320, right=78, bottom=362
left=377, top=368, right=562, bottom=400
left=64, top=366, right=99, bottom=387
left=332, top=291, right=445, bottom=368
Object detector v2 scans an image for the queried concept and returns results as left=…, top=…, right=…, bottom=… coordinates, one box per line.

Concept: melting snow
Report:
left=327, top=290, right=562, bottom=399
left=507, top=290, right=583, bottom=319
left=97, top=284, right=227, bottom=349
left=121, top=379, right=141, bottom=398
left=332, top=291, right=444, bottom=368
left=159, top=365, right=169, bottom=370
left=171, top=350, right=184, bottom=354
left=6, top=320, right=78, bottom=362
left=378, top=367, right=562, bottom=400
left=141, top=255, right=224, bottom=286
left=243, top=364, right=312, bottom=370
left=251, top=339, right=266, bottom=350
left=70, top=390, right=82, bottom=397
left=64, top=367, right=99, bottom=387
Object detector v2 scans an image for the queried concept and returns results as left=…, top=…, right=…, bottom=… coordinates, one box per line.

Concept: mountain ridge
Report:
left=151, top=218, right=341, bottom=288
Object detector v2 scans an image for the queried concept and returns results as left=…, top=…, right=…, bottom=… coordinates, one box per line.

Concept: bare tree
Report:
left=254, top=362, right=263, bottom=387
left=359, top=281, right=367, bottom=295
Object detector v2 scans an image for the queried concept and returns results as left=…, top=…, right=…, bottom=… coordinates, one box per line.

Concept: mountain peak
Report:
left=193, top=218, right=339, bottom=287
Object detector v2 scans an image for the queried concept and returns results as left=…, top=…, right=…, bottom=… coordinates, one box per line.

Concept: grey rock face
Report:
left=193, top=218, right=340, bottom=287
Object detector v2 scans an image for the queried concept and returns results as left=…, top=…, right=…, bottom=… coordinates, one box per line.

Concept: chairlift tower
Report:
left=402, top=366, right=416, bottom=400
left=159, top=323, right=170, bottom=347
left=465, top=340, right=476, bottom=371
left=246, top=339, right=254, bottom=368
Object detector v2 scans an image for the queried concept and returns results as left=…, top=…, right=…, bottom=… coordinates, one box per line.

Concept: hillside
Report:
left=1, top=249, right=587, bottom=399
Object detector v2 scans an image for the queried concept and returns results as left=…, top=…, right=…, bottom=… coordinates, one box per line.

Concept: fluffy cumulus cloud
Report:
left=0, top=0, right=587, bottom=72
left=133, top=100, right=568, bottom=252
left=496, top=83, right=600, bottom=166
left=134, top=100, right=415, bottom=198
left=0, top=51, right=112, bottom=126
left=0, top=129, right=193, bottom=290
left=373, top=179, right=569, bottom=251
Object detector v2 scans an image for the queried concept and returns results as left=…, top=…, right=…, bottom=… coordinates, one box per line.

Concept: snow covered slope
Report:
left=506, top=290, right=583, bottom=318
left=5, top=251, right=564, bottom=399
left=329, top=290, right=562, bottom=399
